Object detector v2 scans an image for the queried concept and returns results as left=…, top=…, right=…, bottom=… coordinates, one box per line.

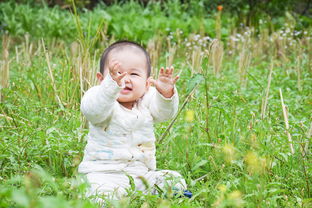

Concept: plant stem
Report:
left=158, top=84, right=199, bottom=144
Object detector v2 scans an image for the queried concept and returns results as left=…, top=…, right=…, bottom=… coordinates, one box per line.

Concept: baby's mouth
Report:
left=121, top=86, right=132, bottom=93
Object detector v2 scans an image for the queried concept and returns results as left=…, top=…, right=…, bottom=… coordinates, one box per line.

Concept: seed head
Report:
left=222, top=143, right=236, bottom=163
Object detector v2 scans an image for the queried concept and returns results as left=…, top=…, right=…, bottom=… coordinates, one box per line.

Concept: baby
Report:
left=78, top=40, right=187, bottom=199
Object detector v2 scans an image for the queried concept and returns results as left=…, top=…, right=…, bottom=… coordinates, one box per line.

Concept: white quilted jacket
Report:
left=78, top=73, right=179, bottom=174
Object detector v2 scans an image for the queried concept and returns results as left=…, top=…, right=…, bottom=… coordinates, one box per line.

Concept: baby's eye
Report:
left=131, top=73, right=139, bottom=76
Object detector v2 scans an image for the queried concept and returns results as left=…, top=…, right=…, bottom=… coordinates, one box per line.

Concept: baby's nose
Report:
left=124, top=74, right=130, bottom=82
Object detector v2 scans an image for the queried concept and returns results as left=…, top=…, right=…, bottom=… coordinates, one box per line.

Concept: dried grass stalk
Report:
left=15, top=46, right=19, bottom=64
left=273, top=32, right=288, bottom=62
left=296, top=56, right=302, bottom=91
left=191, top=45, right=202, bottom=74
left=72, top=42, right=97, bottom=98
left=210, top=39, right=224, bottom=76
left=257, top=28, right=270, bottom=58
left=261, top=61, right=273, bottom=119
left=238, top=42, right=251, bottom=87
left=0, top=35, right=11, bottom=102
left=305, top=121, right=312, bottom=156
left=23, top=34, right=33, bottom=67
left=166, top=38, right=176, bottom=68
left=42, top=39, right=64, bottom=109
left=307, top=37, right=312, bottom=73
left=279, top=88, right=295, bottom=154
left=215, top=11, right=221, bottom=40
left=147, top=36, right=163, bottom=76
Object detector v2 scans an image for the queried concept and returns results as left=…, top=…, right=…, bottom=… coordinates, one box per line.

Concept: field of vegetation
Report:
left=0, top=1, right=311, bottom=207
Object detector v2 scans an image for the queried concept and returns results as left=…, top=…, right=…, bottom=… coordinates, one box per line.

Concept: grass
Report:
left=0, top=2, right=312, bottom=208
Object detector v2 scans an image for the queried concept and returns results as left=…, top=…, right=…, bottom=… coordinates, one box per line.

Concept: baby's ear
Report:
left=146, top=77, right=152, bottom=91
left=96, top=72, right=104, bottom=84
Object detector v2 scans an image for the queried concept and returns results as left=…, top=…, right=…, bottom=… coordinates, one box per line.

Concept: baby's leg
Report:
left=86, top=172, right=130, bottom=200
left=135, top=170, right=187, bottom=194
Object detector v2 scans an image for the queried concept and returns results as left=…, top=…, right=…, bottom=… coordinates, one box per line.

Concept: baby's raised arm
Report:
left=80, top=61, right=124, bottom=125
left=147, top=67, right=179, bottom=122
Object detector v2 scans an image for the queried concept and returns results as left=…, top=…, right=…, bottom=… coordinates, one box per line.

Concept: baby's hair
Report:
left=100, top=40, right=151, bottom=77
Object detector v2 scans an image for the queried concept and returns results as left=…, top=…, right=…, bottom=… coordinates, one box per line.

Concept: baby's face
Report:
left=104, top=48, right=149, bottom=108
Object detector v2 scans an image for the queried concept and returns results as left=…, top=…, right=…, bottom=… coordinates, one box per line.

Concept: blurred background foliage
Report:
left=9, top=0, right=312, bottom=18
left=1, top=0, right=311, bottom=43
left=10, top=0, right=312, bottom=17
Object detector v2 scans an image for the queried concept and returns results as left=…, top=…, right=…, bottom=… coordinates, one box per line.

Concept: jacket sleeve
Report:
left=80, top=73, right=123, bottom=126
left=145, top=87, right=179, bottom=123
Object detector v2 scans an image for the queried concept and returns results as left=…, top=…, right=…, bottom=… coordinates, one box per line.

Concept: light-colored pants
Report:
left=85, top=162, right=187, bottom=199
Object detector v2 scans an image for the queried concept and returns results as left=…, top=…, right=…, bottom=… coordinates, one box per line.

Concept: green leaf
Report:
left=12, top=189, right=29, bottom=207
left=186, top=73, right=204, bottom=93
left=192, top=160, right=208, bottom=171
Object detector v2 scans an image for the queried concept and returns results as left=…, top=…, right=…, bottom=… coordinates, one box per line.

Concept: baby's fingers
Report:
left=159, top=67, right=164, bottom=76
left=116, top=72, right=127, bottom=81
left=173, top=75, right=179, bottom=84
left=109, top=61, right=120, bottom=75
left=165, top=66, right=174, bottom=77
left=159, top=66, right=174, bottom=77
left=169, top=66, right=174, bottom=76
left=165, top=67, right=170, bottom=76
left=112, top=63, right=120, bottom=75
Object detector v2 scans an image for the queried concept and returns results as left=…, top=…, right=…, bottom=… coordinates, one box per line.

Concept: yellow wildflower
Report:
left=228, top=190, right=242, bottom=199
left=228, top=190, right=244, bottom=207
left=185, top=110, right=195, bottom=122
left=217, top=184, right=227, bottom=192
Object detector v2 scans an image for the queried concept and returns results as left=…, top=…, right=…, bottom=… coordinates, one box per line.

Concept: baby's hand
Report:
left=109, top=60, right=127, bottom=86
left=150, top=67, right=179, bottom=98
